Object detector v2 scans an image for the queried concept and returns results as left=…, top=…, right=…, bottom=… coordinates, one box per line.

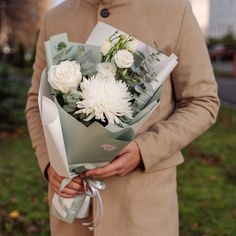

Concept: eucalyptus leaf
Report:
left=63, top=105, right=76, bottom=113
left=68, top=102, right=78, bottom=108
left=63, top=91, right=80, bottom=101
left=116, top=69, right=130, bottom=82
left=57, top=42, right=67, bottom=50
left=134, top=51, right=145, bottom=61
left=81, top=62, right=97, bottom=75
left=143, top=82, right=154, bottom=92
left=77, top=50, right=92, bottom=61
left=119, top=116, right=132, bottom=124
left=131, top=66, right=143, bottom=76
left=131, top=103, right=141, bottom=114
left=134, top=84, right=145, bottom=94
left=77, top=45, right=85, bottom=53
left=53, top=51, right=66, bottom=62
left=133, top=95, right=147, bottom=108
left=65, top=45, right=74, bottom=54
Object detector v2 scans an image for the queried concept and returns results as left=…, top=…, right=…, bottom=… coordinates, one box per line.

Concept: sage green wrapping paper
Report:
left=54, top=93, right=135, bottom=165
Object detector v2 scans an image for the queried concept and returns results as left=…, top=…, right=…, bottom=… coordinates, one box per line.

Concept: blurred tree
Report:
left=220, top=32, right=236, bottom=45
left=208, top=32, right=236, bottom=47
left=13, top=43, right=26, bottom=68
left=0, top=1, right=51, bottom=131
left=0, top=76, right=29, bottom=131
left=0, top=0, right=50, bottom=60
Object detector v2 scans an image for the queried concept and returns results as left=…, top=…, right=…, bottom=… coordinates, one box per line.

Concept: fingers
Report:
left=85, top=141, right=141, bottom=179
left=52, top=180, right=84, bottom=198
left=60, top=187, right=82, bottom=196
left=73, top=176, right=82, bottom=184
left=92, top=171, right=119, bottom=179
left=85, top=157, right=124, bottom=178
left=58, top=192, right=80, bottom=198
left=66, top=177, right=83, bottom=190
left=47, top=165, right=84, bottom=198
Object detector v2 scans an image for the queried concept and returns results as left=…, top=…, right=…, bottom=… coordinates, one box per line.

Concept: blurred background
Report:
left=0, top=0, right=235, bottom=235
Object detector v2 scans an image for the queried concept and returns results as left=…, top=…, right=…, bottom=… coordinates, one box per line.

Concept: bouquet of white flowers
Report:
left=38, top=22, right=178, bottom=229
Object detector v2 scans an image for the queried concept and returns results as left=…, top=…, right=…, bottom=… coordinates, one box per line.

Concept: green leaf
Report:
left=133, top=51, right=145, bottom=66
left=63, top=105, right=76, bottom=113
left=119, top=116, right=132, bottom=124
left=134, top=84, right=145, bottom=94
left=57, top=42, right=67, bottom=50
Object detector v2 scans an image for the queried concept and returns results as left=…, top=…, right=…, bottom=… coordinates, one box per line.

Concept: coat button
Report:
left=100, top=8, right=110, bottom=18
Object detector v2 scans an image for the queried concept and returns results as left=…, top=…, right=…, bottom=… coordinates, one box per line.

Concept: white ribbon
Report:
left=82, top=178, right=106, bottom=230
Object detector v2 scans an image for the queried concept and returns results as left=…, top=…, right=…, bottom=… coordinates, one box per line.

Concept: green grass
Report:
left=0, top=106, right=236, bottom=235
left=0, top=132, right=49, bottom=236
left=179, top=106, right=236, bottom=236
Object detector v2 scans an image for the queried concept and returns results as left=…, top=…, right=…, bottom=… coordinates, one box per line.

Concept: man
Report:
left=26, top=0, right=220, bottom=235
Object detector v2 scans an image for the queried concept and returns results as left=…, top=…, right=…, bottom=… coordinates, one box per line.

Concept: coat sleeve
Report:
left=25, top=15, right=49, bottom=179
left=135, top=1, right=220, bottom=173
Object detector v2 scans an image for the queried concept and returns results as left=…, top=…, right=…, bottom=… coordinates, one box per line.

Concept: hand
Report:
left=47, top=165, right=84, bottom=198
left=84, top=141, right=142, bottom=179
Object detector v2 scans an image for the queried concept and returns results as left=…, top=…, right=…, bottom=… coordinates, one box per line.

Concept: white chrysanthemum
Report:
left=75, top=75, right=133, bottom=124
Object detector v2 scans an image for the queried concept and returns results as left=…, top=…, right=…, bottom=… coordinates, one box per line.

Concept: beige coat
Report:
left=26, top=0, right=220, bottom=235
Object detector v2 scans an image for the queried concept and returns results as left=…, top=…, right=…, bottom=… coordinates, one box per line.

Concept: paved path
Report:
left=216, top=77, right=236, bottom=105
left=213, top=62, right=233, bottom=74
left=212, top=61, right=236, bottom=106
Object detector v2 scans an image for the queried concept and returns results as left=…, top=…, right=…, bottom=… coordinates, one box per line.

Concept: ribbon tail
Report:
left=82, top=180, right=105, bottom=230
left=76, top=195, right=91, bottom=218
left=52, top=194, right=86, bottom=224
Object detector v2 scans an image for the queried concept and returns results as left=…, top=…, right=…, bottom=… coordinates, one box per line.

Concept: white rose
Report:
left=48, top=61, right=82, bottom=93
left=101, top=40, right=112, bottom=56
left=96, top=63, right=117, bottom=77
left=125, top=39, right=138, bottom=52
left=114, top=49, right=134, bottom=69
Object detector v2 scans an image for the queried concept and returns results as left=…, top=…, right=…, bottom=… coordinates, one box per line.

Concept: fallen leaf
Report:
left=9, top=210, right=20, bottom=219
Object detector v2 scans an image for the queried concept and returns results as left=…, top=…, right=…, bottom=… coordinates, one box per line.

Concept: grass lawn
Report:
left=179, top=106, right=236, bottom=236
left=0, top=106, right=235, bottom=236
left=0, top=130, right=49, bottom=236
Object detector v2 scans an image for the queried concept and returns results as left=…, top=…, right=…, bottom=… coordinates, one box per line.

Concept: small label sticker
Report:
left=100, top=143, right=117, bottom=151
